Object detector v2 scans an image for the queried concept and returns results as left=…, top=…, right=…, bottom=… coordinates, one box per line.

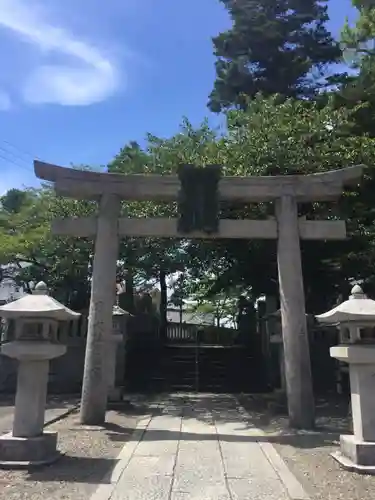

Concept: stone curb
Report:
left=235, top=396, right=310, bottom=500
left=89, top=414, right=153, bottom=500
left=259, top=441, right=310, bottom=500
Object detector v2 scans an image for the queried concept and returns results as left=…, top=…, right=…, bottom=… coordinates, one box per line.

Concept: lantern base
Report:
left=0, top=431, right=61, bottom=468
left=331, top=434, right=375, bottom=475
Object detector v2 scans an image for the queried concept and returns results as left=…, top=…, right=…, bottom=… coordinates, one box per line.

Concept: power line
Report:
left=1, top=139, right=40, bottom=161
left=0, top=145, right=31, bottom=167
left=0, top=151, right=31, bottom=172
left=0, top=139, right=40, bottom=174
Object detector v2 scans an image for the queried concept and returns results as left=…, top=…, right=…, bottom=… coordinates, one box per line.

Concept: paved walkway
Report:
left=96, top=394, right=309, bottom=500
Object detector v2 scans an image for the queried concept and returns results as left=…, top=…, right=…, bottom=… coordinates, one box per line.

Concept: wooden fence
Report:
left=166, top=323, right=197, bottom=342
left=166, top=322, right=238, bottom=345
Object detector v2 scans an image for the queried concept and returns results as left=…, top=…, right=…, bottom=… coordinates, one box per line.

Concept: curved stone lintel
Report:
left=34, top=160, right=366, bottom=202
left=34, top=160, right=157, bottom=184
left=34, top=160, right=365, bottom=185
left=325, top=164, right=365, bottom=186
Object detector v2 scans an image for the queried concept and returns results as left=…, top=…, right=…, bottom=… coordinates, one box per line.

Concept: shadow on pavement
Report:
left=119, top=392, right=350, bottom=451
left=107, top=425, right=340, bottom=449
left=26, top=456, right=118, bottom=484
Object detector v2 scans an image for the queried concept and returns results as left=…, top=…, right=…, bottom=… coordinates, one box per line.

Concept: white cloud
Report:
left=0, top=0, right=120, bottom=106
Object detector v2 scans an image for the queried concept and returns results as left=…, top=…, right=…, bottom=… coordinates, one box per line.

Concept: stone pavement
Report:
left=92, top=394, right=310, bottom=500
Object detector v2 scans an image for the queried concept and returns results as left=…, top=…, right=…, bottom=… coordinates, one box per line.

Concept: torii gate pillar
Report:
left=276, top=195, right=314, bottom=428
left=80, top=194, right=121, bottom=424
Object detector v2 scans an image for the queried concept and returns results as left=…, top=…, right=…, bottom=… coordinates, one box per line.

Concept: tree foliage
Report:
left=209, top=0, right=341, bottom=112
left=108, top=96, right=375, bottom=312
left=335, top=1, right=375, bottom=137
left=0, top=186, right=95, bottom=309
left=342, top=1, right=375, bottom=54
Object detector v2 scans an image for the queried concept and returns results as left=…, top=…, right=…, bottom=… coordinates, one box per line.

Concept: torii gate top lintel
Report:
left=34, top=160, right=365, bottom=203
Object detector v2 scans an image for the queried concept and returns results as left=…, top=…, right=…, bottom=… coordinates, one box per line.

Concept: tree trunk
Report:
left=215, top=312, right=220, bottom=327
left=159, top=269, right=168, bottom=341
left=124, top=269, right=135, bottom=314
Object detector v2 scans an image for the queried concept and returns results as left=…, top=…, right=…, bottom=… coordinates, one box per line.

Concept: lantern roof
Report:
left=0, top=281, right=80, bottom=320
left=316, top=285, right=375, bottom=325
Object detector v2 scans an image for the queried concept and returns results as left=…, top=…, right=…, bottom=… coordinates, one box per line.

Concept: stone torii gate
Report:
left=34, top=161, right=364, bottom=429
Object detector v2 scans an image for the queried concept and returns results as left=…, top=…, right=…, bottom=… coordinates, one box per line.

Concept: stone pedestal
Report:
left=330, top=345, right=375, bottom=474
left=107, top=333, right=123, bottom=402
left=0, top=341, right=66, bottom=467
left=0, top=432, right=59, bottom=468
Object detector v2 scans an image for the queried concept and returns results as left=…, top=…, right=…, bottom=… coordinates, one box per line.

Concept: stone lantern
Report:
left=316, top=284, right=375, bottom=473
left=107, top=303, right=129, bottom=402
left=0, top=281, right=80, bottom=467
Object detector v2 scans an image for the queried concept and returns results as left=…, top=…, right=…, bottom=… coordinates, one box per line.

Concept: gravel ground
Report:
left=240, top=394, right=375, bottom=500
left=0, top=395, right=80, bottom=420
left=0, top=395, right=80, bottom=439
left=0, top=403, right=147, bottom=500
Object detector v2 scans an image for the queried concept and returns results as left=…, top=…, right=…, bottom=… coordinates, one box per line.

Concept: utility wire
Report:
left=0, top=151, right=31, bottom=172
left=0, top=146, right=31, bottom=168
left=0, top=139, right=39, bottom=173
left=0, top=145, right=30, bottom=164
left=1, top=139, right=40, bottom=161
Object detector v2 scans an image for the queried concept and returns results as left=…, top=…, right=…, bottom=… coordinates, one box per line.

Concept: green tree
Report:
left=215, top=96, right=375, bottom=309
left=1, top=189, right=29, bottom=213
left=326, top=2, right=375, bottom=300
left=0, top=185, right=96, bottom=309
left=335, top=2, right=375, bottom=137
left=190, top=290, right=239, bottom=327
left=114, top=97, right=375, bottom=311
left=208, top=0, right=341, bottom=112
left=342, top=1, right=375, bottom=54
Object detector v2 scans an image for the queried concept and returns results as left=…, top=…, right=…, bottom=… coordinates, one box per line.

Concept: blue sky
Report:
left=0, top=0, right=357, bottom=194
